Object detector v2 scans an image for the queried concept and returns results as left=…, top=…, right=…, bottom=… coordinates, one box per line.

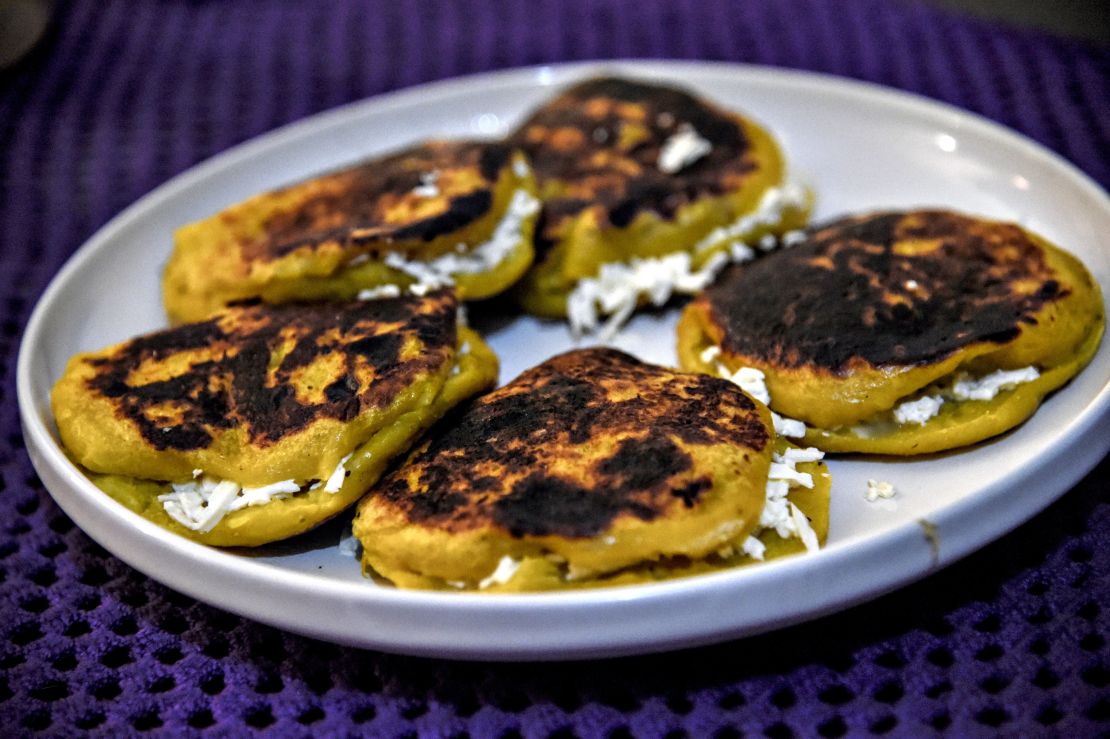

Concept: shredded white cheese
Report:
left=324, top=453, right=353, bottom=493
left=159, top=476, right=300, bottom=533
left=893, top=395, right=945, bottom=426
left=730, top=242, right=757, bottom=263
left=952, top=366, right=1040, bottom=401
left=709, top=354, right=808, bottom=440
left=382, top=188, right=539, bottom=292
left=356, top=284, right=402, bottom=301
left=566, top=250, right=729, bottom=339
left=757, top=480, right=793, bottom=541
left=741, top=536, right=767, bottom=560
left=478, top=556, right=522, bottom=589
left=411, top=170, right=440, bottom=198
left=693, top=180, right=809, bottom=255
left=782, top=229, right=807, bottom=247
left=699, top=345, right=722, bottom=364
left=889, top=365, right=1040, bottom=427
left=236, top=479, right=302, bottom=508
left=768, top=461, right=814, bottom=489
left=657, top=123, right=712, bottom=174
left=721, top=366, right=771, bottom=406
left=565, top=179, right=808, bottom=339
left=161, top=452, right=355, bottom=532
left=866, top=479, right=897, bottom=502
left=779, top=446, right=825, bottom=464
left=772, top=415, right=807, bottom=439
left=710, top=352, right=825, bottom=560
left=383, top=251, right=453, bottom=291
left=790, top=502, right=821, bottom=553
left=512, top=157, right=530, bottom=179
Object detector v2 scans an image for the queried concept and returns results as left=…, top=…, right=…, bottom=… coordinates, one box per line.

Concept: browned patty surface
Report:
left=82, top=290, right=458, bottom=453
left=372, top=347, right=770, bottom=539
left=509, top=77, right=760, bottom=244
left=239, top=140, right=512, bottom=262
left=703, top=210, right=1069, bottom=372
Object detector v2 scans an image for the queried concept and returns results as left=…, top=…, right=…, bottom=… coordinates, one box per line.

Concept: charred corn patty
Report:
left=508, top=76, right=810, bottom=327
left=677, top=210, right=1105, bottom=455
left=52, top=290, right=498, bottom=546
left=163, top=139, right=539, bottom=323
left=353, top=348, right=829, bottom=591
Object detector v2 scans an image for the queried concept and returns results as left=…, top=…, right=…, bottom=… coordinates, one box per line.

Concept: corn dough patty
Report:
left=164, top=139, right=539, bottom=323
left=677, top=210, right=1105, bottom=454
left=354, top=347, right=829, bottom=591
left=508, top=76, right=810, bottom=322
left=52, top=290, right=498, bottom=546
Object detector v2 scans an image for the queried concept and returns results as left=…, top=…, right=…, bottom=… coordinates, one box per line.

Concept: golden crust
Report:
left=509, top=76, right=808, bottom=317
left=354, top=348, right=786, bottom=589
left=163, top=139, right=537, bottom=322
left=80, top=326, right=499, bottom=547
left=53, top=291, right=461, bottom=486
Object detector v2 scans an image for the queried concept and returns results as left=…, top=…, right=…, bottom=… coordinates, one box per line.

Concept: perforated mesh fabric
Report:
left=2, top=0, right=1108, bottom=736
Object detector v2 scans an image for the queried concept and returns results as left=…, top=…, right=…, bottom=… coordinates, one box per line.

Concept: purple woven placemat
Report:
left=2, top=0, right=1108, bottom=735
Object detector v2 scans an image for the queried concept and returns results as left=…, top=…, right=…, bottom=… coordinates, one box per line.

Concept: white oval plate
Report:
left=18, top=61, right=1110, bottom=660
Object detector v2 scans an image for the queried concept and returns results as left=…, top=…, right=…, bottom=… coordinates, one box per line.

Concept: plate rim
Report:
left=17, top=59, right=1110, bottom=660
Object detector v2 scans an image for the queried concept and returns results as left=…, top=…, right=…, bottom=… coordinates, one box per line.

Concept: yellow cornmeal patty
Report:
left=678, top=210, right=1104, bottom=455
left=508, top=76, right=810, bottom=318
left=164, top=139, right=538, bottom=323
left=354, top=348, right=829, bottom=591
left=51, top=291, right=498, bottom=546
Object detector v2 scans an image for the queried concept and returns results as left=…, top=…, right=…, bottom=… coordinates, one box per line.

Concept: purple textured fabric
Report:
left=2, top=0, right=1108, bottom=736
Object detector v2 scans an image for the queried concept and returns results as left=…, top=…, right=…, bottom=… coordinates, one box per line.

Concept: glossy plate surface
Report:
left=18, top=61, right=1110, bottom=660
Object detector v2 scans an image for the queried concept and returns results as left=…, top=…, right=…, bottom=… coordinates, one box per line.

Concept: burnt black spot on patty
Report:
left=509, top=76, right=757, bottom=246
left=84, top=290, right=457, bottom=451
left=390, top=190, right=492, bottom=242
left=596, top=435, right=692, bottom=494
left=244, top=140, right=512, bottom=260
left=705, top=210, right=1070, bottom=372
left=373, top=348, right=769, bottom=538
left=493, top=473, right=657, bottom=538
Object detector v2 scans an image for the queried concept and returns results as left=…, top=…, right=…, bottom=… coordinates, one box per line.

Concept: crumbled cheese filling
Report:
left=565, top=179, right=808, bottom=339
left=711, top=358, right=822, bottom=559
left=478, top=556, right=522, bottom=589
left=657, top=123, right=712, bottom=174
left=567, top=251, right=729, bottom=340
left=159, top=454, right=353, bottom=533
left=890, top=366, right=1040, bottom=426
left=721, top=366, right=772, bottom=405
left=444, top=555, right=523, bottom=590
left=707, top=353, right=807, bottom=440
left=740, top=536, right=767, bottom=560
left=866, top=479, right=896, bottom=502
left=773, top=415, right=807, bottom=440
left=324, top=453, right=353, bottom=493
left=380, top=188, right=539, bottom=294
left=160, top=476, right=298, bottom=533
left=411, top=170, right=440, bottom=198
left=356, top=284, right=402, bottom=301
left=693, top=180, right=809, bottom=255
left=892, top=395, right=945, bottom=426
left=952, top=366, right=1041, bottom=401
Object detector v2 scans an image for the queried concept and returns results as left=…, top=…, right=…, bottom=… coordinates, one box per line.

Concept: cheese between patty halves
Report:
left=158, top=454, right=352, bottom=533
